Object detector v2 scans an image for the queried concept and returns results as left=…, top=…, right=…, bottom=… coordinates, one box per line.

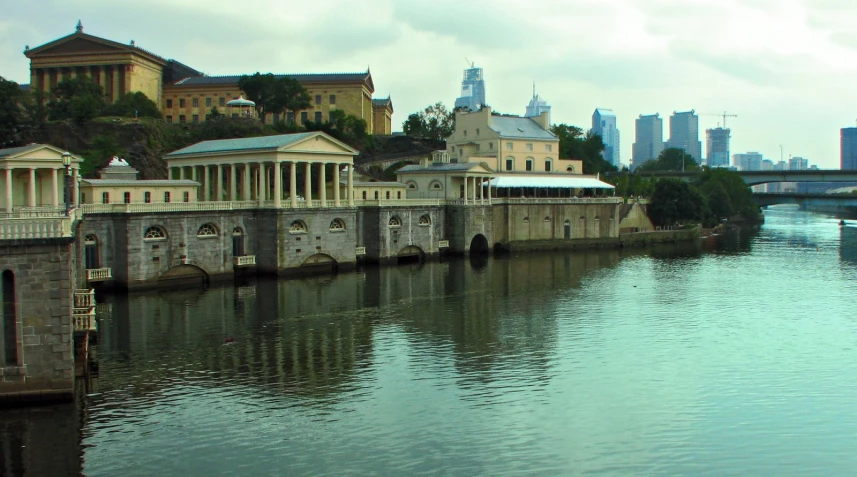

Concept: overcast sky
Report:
left=3, top=0, right=857, bottom=168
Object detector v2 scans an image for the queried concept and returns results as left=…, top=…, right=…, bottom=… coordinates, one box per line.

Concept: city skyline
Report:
left=3, top=1, right=857, bottom=169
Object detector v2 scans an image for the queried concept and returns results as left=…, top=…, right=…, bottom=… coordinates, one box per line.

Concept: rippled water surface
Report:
left=3, top=207, right=857, bottom=476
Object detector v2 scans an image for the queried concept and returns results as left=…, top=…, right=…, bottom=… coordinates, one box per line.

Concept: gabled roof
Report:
left=25, top=29, right=167, bottom=66
left=0, top=143, right=81, bottom=162
left=488, top=116, right=556, bottom=140
left=372, top=97, right=394, bottom=113
left=170, top=71, right=374, bottom=91
left=164, top=131, right=357, bottom=157
left=397, top=162, right=493, bottom=174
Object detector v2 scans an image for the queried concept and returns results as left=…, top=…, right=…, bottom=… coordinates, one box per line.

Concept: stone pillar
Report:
left=243, top=164, right=251, bottom=201
left=258, top=163, right=267, bottom=203
left=463, top=177, right=468, bottom=205
left=230, top=164, right=237, bottom=201
left=333, top=163, right=341, bottom=207
left=347, top=165, right=354, bottom=207
left=5, top=168, right=13, bottom=213
left=318, top=163, right=327, bottom=207
left=72, top=168, right=79, bottom=206
left=123, top=64, right=132, bottom=99
left=304, top=162, right=312, bottom=205
left=27, top=167, right=36, bottom=207
left=178, top=166, right=185, bottom=180
left=51, top=168, right=59, bottom=208
left=273, top=162, right=282, bottom=208
left=290, top=162, right=298, bottom=208
left=480, top=177, right=485, bottom=205
left=203, top=165, right=210, bottom=201
left=215, top=164, right=222, bottom=201
left=487, top=176, right=492, bottom=204
left=111, top=65, right=121, bottom=103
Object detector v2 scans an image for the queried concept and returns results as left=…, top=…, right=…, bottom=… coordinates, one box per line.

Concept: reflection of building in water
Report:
left=840, top=225, right=857, bottom=265
left=0, top=406, right=82, bottom=476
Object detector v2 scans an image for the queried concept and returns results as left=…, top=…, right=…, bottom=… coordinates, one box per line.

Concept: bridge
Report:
left=646, top=169, right=857, bottom=186
left=752, top=192, right=857, bottom=208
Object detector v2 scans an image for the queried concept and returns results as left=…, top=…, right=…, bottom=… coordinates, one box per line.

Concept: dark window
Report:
left=179, top=98, right=186, bottom=108
left=179, top=115, right=186, bottom=123
left=102, top=192, right=109, bottom=204
left=123, top=192, right=131, bottom=204
left=192, top=98, right=199, bottom=108
left=301, top=111, right=308, bottom=124
left=183, top=192, right=189, bottom=202
left=287, top=112, right=295, bottom=123
left=315, top=94, right=321, bottom=105
left=374, top=191, right=379, bottom=199
left=329, top=94, right=336, bottom=104
left=362, top=191, right=367, bottom=199
left=2, top=270, right=17, bottom=365
left=397, top=191, right=402, bottom=199
left=329, top=111, right=334, bottom=122
left=506, top=159, right=513, bottom=171
left=166, top=99, right=173, bottom=108
left=545, top=161, right=551, bottom=172
left=526, top=160, right=533, bottom=172
left=205, top=98, right=212, bottom=107
left=386, top=191, right=390, bottom=200
left=164, top=192, right=171, bottom=203
left=232, top=235, right=245, bottom=257
left=219, top=97, right=225, bottom=107
left=315, top=111, right=322, bottom=123
left=166, top=115, right=173, bottom=123
left=192, top=114, right=199, bottom=123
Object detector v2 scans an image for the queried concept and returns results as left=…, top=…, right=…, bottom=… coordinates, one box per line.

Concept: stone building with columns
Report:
left=0, top=144, right=83, bottom=213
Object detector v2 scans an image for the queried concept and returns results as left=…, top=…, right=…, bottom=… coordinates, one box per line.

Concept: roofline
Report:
left=164, top=131, right=358, bottom=158
left=25, top=31, right=167, bottom=66
left=0, top=143, right=83, bottom=162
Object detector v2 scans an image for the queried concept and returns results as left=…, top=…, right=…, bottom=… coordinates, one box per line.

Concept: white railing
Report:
left=0, top=210, right=79, bottom=240
left=355, top=246, right=366, bottom=255
left=86, top=268, right=113, bottom=281
left=74, top=289, right=95, bottom=308
left=490, top=197, right=623, bottom=205
left=0, top=206, right=68, bottom=218
left=73, top=288, right=97, bottom=332
left=233, top=255, right=256, bottom=267
left=354, top=199, right=447, bottom=207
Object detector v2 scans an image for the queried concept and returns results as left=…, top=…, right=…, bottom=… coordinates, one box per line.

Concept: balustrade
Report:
left=86, top=268, right=112, bottom=281
left=233, top=255, right=257, bottom=267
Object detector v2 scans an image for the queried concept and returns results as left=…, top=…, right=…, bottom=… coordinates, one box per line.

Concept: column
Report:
left=230, top=164, right=237, bottom=201
left=480, top=177, right=485, bottom=205
left=347, top=165, right=354, bottom=207
left=242, top=164, right=251, bottom=201
left=191, top=166, right=199, bottom=200
left=51, top=168, right=59, bottom=207
left=258, top=163, right=267, bottom=203
left=290, top=162, right=298, bottom=208
left=179, top=166, right=186, bottom=180
left=487, top=176, right=492, bottom=204
left=27, top=168, right=36, bottom=207
left=333, top=163, right=341, bottom=207
left=216, top=164, right=222, bottom=201
left=72, top=169, right=79, bottom=206
left=304, top=162, right=312, bottom=205
left=111, top=65, right=121, bottom=103
left=273, top=162, right=282, bottom=208
left=318, top=163, right=327, bottom=207
left=203, top=165, right=210, bottom=201
left=463, top=177, right=468, bottom=205
left=5, top=168, right=13, bottom=213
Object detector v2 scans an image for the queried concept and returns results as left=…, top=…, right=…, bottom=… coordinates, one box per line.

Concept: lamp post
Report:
left=61, top=152, right=72, bottom=215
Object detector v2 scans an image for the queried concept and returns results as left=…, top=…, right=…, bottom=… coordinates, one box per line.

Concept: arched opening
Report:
left=470, top=234, right=489, bottom=254
left=232, top=227, right=245, bottom=257
left=159, top=264, right=209, bottom=287
left=301, top=253, right=338, bottom=272
left=2, top=270, right=17, bottom=365
left=197, top=223, right=219, bottom=238
left=84, top=234, right=100, bottom=269
left=397, top=245, right=425, bottom=264
left=564, top=220, right=571, bottom=239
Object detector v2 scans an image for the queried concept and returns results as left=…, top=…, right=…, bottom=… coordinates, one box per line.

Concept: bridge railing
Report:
left=0, top=208, right=80, bottom=240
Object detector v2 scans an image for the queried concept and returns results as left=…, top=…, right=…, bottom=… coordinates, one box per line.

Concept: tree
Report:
left=102, top=92, right=162, bottom=119
left=637, top=147, right=700, bottom=172
left=402, top=102, right=455, bottom=140
left=694, top=168, right=757, bottom=220
left=549, top=123, right=617, bottom=174
left=648, top=178, right=707, bottom=226
left=47, top=76, right=107, bottom=123
left=277, top=77, right=311, bottom=125
left=237, top=74, right=311, bottom=124
left=237, top=73, right=278, bottom=119
left=302, top=109, right=368, bottom=147
left=0, top=77, right=25, bottom=147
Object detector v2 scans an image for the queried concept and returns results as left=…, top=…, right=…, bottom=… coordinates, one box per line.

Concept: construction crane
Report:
left=700, top=111, right=738, bottom=129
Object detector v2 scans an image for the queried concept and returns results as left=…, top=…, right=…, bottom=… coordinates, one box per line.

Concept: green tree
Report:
left=637, top=147, right=700, bottom=172
left=648, top=178, right=707, bottom=226
left=47, top=76, right=106, bottom=123
left=0, top=77, right=25, bottom=147
left=237, top=72, right=278, bottom=119
left=549, top=123, right=618, bottom=174
left=81, top=134, right=124, bottom=177
left=102, top=92, right=162, bottom=119
left=402, top=102, right=455, bottom=140
left=277, top=77, right=311, bottom=125
left=694, top=168, right=757, bottom=220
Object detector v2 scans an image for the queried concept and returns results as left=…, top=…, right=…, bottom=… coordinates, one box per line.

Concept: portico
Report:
left=164, top=131, right=357, bottom=208
left=0, top=144, right=82, bottom=214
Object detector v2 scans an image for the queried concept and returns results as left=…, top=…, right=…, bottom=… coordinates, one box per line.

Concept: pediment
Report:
left=28, top=35, right=128, bottom=57
left=282, top=133, right=358, bottom=155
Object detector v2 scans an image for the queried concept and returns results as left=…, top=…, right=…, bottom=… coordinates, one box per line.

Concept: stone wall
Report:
left=359, top=206, right=445, bottom=262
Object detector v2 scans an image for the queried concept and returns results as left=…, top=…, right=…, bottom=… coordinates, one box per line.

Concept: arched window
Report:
left=430, top=181, right=443, bottom=190
left=289, top=220, right=307, bottom=234
left=544, top=159, right=552, bottom=172
left=406, top=181, right=418, bottom=190
left=232, top=227, right=244, bottom=236
left=2, top=270, right=17, bottom=365
left=329, top=218, right=346, bottom=232
left=594, top=216, right=600, bottom=221
left=389, top=216, right=402, bottom=227
left=197, top=223, right=218, bottom=238
left=419, top=214, right=431, bottom=226
left=523, top=216, right=530, bottom=223
left=564, top=220, right=571, bottom=239
left=505, top=157, right=514, bottom=171
left=525, top=157, right=534, bottom=172
left=232, top=227, right=245, bottom=256
left=544, top=216, right=552, bottom=222
left=144, top=226, right=167, bottom=241
left=567, top=165, right=575, bottom=172
left=84, top=234, right=99, bottom=269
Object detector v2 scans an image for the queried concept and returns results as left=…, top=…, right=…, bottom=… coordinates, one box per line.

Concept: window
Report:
left=362, top=191, right=367, bottom=199
left=545, top=160, right=552, bottom=172
left=183, top=191, right=190, bottom=202
left=301, top=111, right=308, bottom=124
left=505, top=158, right=514, bottom=171
left=123, top=192, right=131, bottom=204
left=476, top=128, right=480, bottom=135
left=566, top=166, right=575, bottom=172
left=287, top=112, right=295, bottom=123
left=219, top=97, right=225, bottom=107
left=523, top=216, right=530, bottom=223
left=197, top=223, right=218, bottom=237
left=329, top=94, right=336, bottom=104
left=144, top=226, right=167, bottom=240
left=166, top=99, right=173, bottom=108
left=526, top=143, right=533, bottom=152
left=232, top=227, right=245, bottom=256
left=374, top=191, right=379, bottom=199
left=329, top=111, right=335, bottom=122
left=419, top=215, right=431, bottom=226
left=2, top=270, right=17, bottom=366
left=389, top=216, right=402, bottom=227
left=164, top=192, right=171, bottom=203
left=489, top=142, right=493, bottom=150
left=192, top=114, right=199, bottom=123
left=546, top=144, right=553, bottom=152
left=386, top=191, right=390, bottom=200
left=289, top=220, right=307, bottom=234
left=166, top=115, right=173, bottom=123
left=329, top=218, right=346, bottom=231
left=407, top=182, right=417, bottom=190
left=506, top=142, right=513, bottom=151
left=463, top=130, right=467, bottom=137
left=192, top=98, right=199, bottom=108
left=144, top=192, right=151, bottom=203
left=84, top=235, right=99, bottom=269
left=102, top=192, right=110, bottom=204
left=315, top=111, right=322, bottom=123
left=476, top=144, right=481, bottom=151
left=205, top=98, right=212, bottom=107
left=430, top=181, right=443, bottom=190
left=179, top=98, right=186, bottom=108
left=544, top=216, right=552, bottom=222
left=179, top=115, right=186, bottom=123
left=315, top=94, right=321, bottom=105
left=397, top=191, right=402, bottom=199
left=526, top=159, right=533, bottom=172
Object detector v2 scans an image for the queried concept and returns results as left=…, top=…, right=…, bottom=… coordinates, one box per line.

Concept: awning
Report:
left=487, top=175, right=614, bottom=189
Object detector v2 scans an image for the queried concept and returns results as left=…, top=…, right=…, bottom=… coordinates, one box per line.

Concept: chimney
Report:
left=532, top=110, right=550, bottom=130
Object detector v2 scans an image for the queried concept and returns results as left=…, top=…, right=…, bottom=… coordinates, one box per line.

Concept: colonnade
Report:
left=169, top=161, right=355, bottom=208
left=31, top=64, right=128, bottom=102
left=462, top=176, right=492, bottom=205
left=3, top=166, right=79, bottom=213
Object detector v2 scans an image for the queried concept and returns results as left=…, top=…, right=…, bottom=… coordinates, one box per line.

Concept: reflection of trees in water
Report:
left=0, top=404, right=82, bottom=476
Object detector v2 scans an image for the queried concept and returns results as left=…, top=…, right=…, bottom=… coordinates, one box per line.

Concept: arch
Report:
left=329, top=218, right=346, bottom=232
left=594, top=215, right=600, bottom=221
left=397, top=245, right=425, bottom=264
left=470, top=234, right=489, bottom=254
left=523, top=216, right=530, bottom=223
left=543, top=216, right=552, bottom=222
left=232, top=227, right=244, bottom=236
left=144, top=226, right=167, bottom=241
left=564, top=219, right=571, bottom=239
left=232, top=227, right=245, bottom=257
left=418, top=214, right=431, bottom=226
left=2, top=270, right=17, bottom=365
left=406, top=181, right=418, bottom=190
left=389, top=216, right=402, bottom=227
left=159, top=264, right=209, bottom=286
left=289, top=220, right=307, bottom=234
left=197, top=223, right=219, bottom=238
left=301, top=253, right=338, bottom=270
left=84, top=234, right=100, bottom=269
left=525, top=157, right=535, bottom=171
left=567, top=165, right=575, bottom=172
left=429, top=180, right=444, bottom=190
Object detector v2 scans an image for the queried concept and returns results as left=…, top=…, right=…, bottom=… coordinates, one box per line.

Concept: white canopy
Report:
left=487, top=175, right=614, bottom=189
left=227, top=96, right=256, bottom=107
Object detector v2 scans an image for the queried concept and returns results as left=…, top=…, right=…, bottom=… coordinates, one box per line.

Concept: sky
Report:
left=2, top=0, right=857, bottom=169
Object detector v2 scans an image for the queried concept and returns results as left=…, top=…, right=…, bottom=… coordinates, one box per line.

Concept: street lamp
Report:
left=61, top=152, right=72, bottom=214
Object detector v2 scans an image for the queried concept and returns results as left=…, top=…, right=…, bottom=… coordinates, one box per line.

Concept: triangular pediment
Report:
left=281, top=132, right=358, bottom=155
left=28, top=33, right=129, bottom=57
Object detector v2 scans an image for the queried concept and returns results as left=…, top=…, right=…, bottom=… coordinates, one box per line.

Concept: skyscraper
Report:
left=705, top=127, right=731, bottom=167
left=592, top=108, right=620, bottom=167
left=666, top=110, right=702, bottom=164
left=733, top=152, right=763, bottom=171
left=454, top=63, right=486, bottom=112
left=524, top=86, right=551, bottom=125
left=841, top=127, right=857, bottom=170
left=789, top=156, right=809, bottom=170
left=632, top=113, right=664, bottom=170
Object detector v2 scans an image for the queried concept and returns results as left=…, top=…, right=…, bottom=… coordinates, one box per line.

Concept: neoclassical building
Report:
left=22, top=22, right=394, bottom=135
left=0, top=144, right=83, bottom=213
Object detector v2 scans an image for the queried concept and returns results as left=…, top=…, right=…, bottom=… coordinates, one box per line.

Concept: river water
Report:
left=2, top=207, right=857, bottom=476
